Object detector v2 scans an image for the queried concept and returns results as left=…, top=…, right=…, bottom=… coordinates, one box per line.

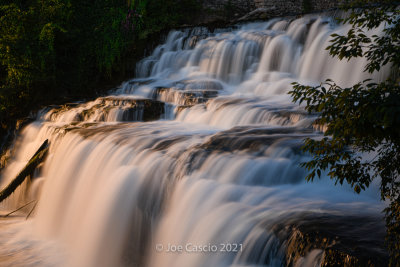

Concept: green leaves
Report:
left=328, top=3, right=400, bottom=74
left=0, top=0, right=204, bottom=130
left=0, top=0, right=71, bottom=89
left=0, top=4, right=33, bottom=87
left=290, top=1, right=400, bottom=264
left=138, top=0, right=201, bottom=39
left=290, top=79, right=400, bottom=149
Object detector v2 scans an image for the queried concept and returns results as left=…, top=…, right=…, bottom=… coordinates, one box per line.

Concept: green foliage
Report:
left=138, top=0, right=201, bottom=39
left=289, top=1, right=400, bottom=265
left=0, top=0, right=202, bottom=141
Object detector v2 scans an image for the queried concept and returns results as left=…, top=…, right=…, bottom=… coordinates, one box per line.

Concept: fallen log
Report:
left=0, top=139, right=49, bottom=203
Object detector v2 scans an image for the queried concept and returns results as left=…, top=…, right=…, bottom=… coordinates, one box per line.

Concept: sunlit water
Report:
left=0, top=15, right=389, bottom=267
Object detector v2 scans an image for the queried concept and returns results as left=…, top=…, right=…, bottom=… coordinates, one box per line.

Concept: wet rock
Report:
left=153, top=87, right=219, bottom=106
left=199, top=126, right=313, bottom=153
left=176, top=105, right=193, bottom=113
left=273, top=213, right=389, bottom=267
left=152, top=80, right=222, bottom=106
left=151, top=136, right=191, bottom=151
left=176, top=126, right=313, bottom=177
left=128, top=78, right=156, bottom=86
left=71, top=123, right=135, bottom=139
left=46, top=97, right=164, bottom=122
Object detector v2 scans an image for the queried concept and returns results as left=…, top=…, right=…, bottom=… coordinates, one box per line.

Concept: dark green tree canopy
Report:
left=0, top=0, right=200, bottom=149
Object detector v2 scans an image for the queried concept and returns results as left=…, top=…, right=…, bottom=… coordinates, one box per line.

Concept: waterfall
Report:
left=0, top=14, right=389, bottom=267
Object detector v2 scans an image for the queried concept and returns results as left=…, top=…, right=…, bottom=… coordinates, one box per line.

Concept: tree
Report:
left=289, top=1, right=400, bottom=265
left=0, top=0, right=202, bottom=152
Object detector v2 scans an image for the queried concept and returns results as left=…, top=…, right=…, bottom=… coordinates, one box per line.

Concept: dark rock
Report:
left=195, top=0, right=345, bottom=26
left=101, top=97, right=165, bottom=122
left=173, top=126, right=313, bottom=178
left=152, top=80, right=222, bottom=106
left=272, top=213, right=389, bottom=267
left=128, top=78, right=156, bottom=86
left=199, top=126, right=313, bottom=153
left=47, top=97, right=165, bottom=123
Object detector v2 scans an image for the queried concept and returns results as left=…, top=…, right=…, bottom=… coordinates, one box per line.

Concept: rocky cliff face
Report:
left=197, top=0, right=343, bottom=24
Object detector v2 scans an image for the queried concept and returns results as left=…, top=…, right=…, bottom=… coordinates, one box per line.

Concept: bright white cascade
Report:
left=0, top=15, right=388, bottom=267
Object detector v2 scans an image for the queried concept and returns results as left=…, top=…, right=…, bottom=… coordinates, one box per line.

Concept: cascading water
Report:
left=0, top=14, right=390, bottom=267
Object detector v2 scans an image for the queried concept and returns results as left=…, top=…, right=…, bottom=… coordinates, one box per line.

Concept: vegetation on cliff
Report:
left=290, top=1, right=400, bottom=265
left=0, top=0, right=200, bottom=148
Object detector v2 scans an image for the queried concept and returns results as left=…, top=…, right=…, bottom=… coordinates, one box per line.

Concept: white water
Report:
left=0, top=15, right=388, bottom=267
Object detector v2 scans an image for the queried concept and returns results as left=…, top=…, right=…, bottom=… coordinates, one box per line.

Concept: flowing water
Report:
left=0, top=15, right=389, bottom=267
